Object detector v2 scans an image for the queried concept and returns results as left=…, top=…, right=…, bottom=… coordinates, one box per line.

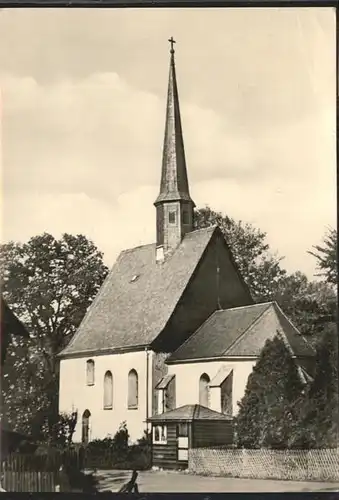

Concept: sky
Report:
left=0, top=7, right=336, bottom=279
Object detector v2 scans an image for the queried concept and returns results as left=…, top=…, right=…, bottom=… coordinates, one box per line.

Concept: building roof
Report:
left=60, top=226, right=218, bottom=357
left=155, top=374, right=175, bottom=390
left=1, top=296, right=30, bottom=366
left=167, top=301, right=315, bottom=363
left=148, top=404, right=232, bottom=422
left=154, top=45, right=194, bottom=206
left=210, top=366, right=233, bottom=388
left=1, top=297, right=29, bottom=338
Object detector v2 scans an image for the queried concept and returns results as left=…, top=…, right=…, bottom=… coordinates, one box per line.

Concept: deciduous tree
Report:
left=194, top=206, right=286, bottom=302
left=272, top=271, right=337, bottom=344
left=0, top=233, right=108, bottom=437
left=309, top=228, right=337, bottom=286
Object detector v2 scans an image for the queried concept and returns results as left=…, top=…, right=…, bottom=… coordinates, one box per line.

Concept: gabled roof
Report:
left=148, top=404, right=232, bottom=422
left=167, top=301, right=315, bottom=363
left=60, top=226, right=218, bottom=357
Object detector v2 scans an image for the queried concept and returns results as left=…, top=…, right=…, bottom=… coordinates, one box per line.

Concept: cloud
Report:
left=2, top=187, right=157, bottom=267
left=0, top=8, right=336, bottom=280
left=1, top=70, right=284, bottom=201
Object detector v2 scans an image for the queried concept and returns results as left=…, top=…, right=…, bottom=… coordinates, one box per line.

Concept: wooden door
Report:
left=177, top=423, right=189, bottom=462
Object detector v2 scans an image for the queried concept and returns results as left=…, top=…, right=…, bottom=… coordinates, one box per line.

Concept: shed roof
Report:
left=155, top=374, right=175, bottom=390
left=148, top=404, right=232, bottom=422
left=60, top=226, right=219, bottom=357
left=167, top=301, right=314, bottom=363
left=210, top=366, right=233, bottom=387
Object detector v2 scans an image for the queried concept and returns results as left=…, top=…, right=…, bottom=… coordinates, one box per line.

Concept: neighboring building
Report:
left=148, top=404, right=233, bottom=470
left=58, top=42, right=314, bottom=444
left=1, top=296, right=32, bottom=461
left=1, top=296, right=29, bottom=367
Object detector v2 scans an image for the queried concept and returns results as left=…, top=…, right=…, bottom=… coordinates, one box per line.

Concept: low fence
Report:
left=1, top=454, right=57, bottom=492
left=2, top=471, right=55, bottom=492
left=189, top=447, right=339, bottom=482
left=1, top=450, right=84, bottom=492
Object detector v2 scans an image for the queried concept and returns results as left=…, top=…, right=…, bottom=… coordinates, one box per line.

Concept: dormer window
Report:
left=130, top=274, right=140, bottom=283
left=169, top=211, right=176, bottom=224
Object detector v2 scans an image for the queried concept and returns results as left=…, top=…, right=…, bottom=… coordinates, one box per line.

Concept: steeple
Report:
left=154, top=38, right=195, bottom=261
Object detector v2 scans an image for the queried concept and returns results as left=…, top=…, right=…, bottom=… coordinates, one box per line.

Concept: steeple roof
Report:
left=155, top=39, right=195, bottom=206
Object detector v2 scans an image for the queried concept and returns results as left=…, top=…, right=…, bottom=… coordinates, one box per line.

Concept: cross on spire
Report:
left=154, top=34, right=195, bottom=259
left=168, top=37, right=176, bottom=54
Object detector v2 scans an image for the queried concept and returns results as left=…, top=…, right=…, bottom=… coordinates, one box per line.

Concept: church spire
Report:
left=154, top=38, right=195, bottom=261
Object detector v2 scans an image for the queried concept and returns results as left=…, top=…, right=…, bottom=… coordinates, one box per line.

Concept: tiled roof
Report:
left=60, top=226, right=218, bottom=357
left=167, top=303, right=271, bottom=362
left=167, top=302, right=315, bottom=363
left=148, top=404, right=232, bottom=422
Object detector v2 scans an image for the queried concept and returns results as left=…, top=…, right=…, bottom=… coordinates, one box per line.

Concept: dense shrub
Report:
left=235, top=335, right=304, bottom=449
left=38, top=411, right=78, bottom=448
left=85, top=424, right=151, bottom=470
left=236, top=326, right=338, bottom=450
left=290, top=324, right=338, bottom=449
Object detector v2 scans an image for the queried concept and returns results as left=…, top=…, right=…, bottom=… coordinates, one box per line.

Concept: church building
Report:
left=58, top=40, right=314, bottom=445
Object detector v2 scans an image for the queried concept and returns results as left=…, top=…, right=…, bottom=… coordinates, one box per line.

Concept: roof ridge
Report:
left=224, top=301, right=273, bottom=312
left=185, top=225, right=218, bottom=237
left=273, top=302, right=316, bottom=355
left=222, top=302, right=272, bottom=356
left=275, top=328, right=295, bottom=356
left=120, top=242, right=155, bottom=254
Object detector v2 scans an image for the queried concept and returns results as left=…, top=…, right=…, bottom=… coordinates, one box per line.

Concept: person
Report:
left=55, top=465, right=71, bottom=492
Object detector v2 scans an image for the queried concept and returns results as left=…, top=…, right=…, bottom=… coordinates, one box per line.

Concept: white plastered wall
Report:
left=167, top=359, right=256, bottom=415
left=59, top=350, right=154, bottom=443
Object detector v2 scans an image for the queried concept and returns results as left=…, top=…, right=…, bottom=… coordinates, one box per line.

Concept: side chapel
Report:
left=58, top=40, right=314, bottom=446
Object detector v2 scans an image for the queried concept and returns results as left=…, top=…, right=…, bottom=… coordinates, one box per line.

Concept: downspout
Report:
left=145, top=347, right=150, bottom=434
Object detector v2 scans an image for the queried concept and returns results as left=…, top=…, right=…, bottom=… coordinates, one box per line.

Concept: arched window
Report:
left=199, top=373, right=210, bottom=408
left=86, top=359, right=95, bottom=386
left=82, top=409, right=91, bottom=444
left=128, top=369, right=138, bottom=409
left=103, top=371, right=113, bottom=409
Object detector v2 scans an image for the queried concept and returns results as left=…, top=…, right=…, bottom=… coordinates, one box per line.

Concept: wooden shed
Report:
left=148, top=404, right=234, bottom=470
